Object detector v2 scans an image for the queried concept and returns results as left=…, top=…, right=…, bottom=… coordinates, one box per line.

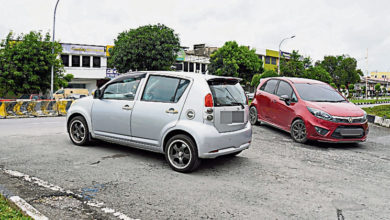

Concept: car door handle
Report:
left=166, top=108, right=178, bottom=114
left=122, top=105, right=132, bottom=110
left=272, top=99, right=277, bottom=103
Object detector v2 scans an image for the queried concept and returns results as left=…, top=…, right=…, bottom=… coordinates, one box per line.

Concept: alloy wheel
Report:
left=292, top=120, right=307, bottom=142
left=167, top=140, right=192, bottom=169
left=70, top=120, right=86, bottom=144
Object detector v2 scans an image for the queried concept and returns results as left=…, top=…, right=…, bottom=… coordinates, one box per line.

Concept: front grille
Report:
left=331, top=125, right=365, bottom=139
left=333, top=116, right=366, bottom=123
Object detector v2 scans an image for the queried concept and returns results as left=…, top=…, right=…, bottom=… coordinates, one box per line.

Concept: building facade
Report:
left=60, top=43, right=111, bottom=92
left=371, top=71, right=390, bottom=80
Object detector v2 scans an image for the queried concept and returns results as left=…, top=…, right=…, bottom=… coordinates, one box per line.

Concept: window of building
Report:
left=201, top=64, right=206, bottom=73
left=175, top=63, right=183, bottom=71
left=196, top=63, right=200, bottom=71
left=93, top=56, right=101, bottom=68
left=61, top=55, right=69, bottom=67
left=82, top=56, right=90, bottom=68
left=265, top=56, right=271, bottom=64
left=271, top=57, right=277, bottom=65
left=184, top=62, right=189, bottom=72
left=189, top=62, right=194, bottom=72
left=68, top=83, right=86, bottom=89
left=72, top=55, right=80, bottom=67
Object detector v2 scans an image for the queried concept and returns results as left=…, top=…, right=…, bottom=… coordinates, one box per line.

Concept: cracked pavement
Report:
left=0, top=117, right=389, bottom=219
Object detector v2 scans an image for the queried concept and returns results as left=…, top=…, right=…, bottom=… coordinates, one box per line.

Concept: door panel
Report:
left=92, top=99, right=133, bottom=137
left=91, top=78, right=142, bottom=137
left=131, top=75, right=190, bottom=143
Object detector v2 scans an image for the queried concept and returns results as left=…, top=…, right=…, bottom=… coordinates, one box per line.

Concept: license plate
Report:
left=221, top=111, right=244, bottom=124
left=340, top=128, right=363, bottom=136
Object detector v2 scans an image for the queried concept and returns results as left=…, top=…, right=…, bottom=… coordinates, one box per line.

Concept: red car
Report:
left=249, top=77, right=368, bottom=143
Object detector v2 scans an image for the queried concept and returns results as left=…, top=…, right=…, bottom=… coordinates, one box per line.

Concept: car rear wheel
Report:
left=165, top=134, right=201, bottom=173
left=68, top=116, right=90, bottom=146
left=249, top=106, right=260, bottom=125
left=291, top=119, right=308, bottom=144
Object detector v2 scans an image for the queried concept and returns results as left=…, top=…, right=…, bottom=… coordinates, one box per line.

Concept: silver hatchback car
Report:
left=66, top=71, right=252, bottom=172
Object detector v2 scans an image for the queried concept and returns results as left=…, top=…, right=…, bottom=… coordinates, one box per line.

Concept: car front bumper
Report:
left=305, top=117, right=369, bottom=143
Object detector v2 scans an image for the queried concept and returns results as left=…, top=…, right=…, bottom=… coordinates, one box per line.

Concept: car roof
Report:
left=114, top=71, right=241, bottom=82
left=268, top=77, right=327, bottom=84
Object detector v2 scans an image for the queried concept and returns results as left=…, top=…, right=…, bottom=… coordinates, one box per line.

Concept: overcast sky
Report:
left=1, top=0, right=389, bottom=74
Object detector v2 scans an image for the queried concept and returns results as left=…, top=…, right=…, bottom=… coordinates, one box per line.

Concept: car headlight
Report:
left=307, top=107, right=334, bottom=121
left=362, top=111, right=367, bottom=121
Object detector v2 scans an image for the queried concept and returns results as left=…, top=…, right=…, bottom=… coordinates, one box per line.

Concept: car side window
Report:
left=291, top=92, right=298, bottom=102
left=56, top=89, right=64, bottom=94
left=103, top=79, right=141, bottom=100
left=260, top=82, right=267, bottom=91
left=142, top=75, right=190, bottom=103
left=276, top=81, right=293, bottom=98
left=263, top=80, right=278, bottom=94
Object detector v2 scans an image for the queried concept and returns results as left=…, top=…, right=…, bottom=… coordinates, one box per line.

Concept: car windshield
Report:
left=294, top=83, right=346, bottom=102
left=208, top=80, right=246, bottom=107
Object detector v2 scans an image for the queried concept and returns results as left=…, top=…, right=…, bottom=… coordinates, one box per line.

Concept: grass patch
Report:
left=362, top=105, right=390, bottom=118
left=0, top=194, right=32, bottom=220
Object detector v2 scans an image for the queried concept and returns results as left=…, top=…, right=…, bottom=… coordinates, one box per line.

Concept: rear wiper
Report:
left=231, top=102, right=244, bottom=109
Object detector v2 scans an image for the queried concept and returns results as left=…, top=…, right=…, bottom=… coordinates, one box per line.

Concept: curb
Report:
left=368, top=114, right=390, bottom=128
left=354, top=101, right=390, bottom=105
left=8, top=196, right=49, bottom=220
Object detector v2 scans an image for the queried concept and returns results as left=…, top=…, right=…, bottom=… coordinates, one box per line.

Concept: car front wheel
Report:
left=291, top=119, right=308, bottom=144
left=165, top=134, right=201, bottom=173
left=68, top=116, right=90, bottom=146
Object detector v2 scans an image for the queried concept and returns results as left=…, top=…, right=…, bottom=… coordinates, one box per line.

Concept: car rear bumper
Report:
left=305, top=117, right=369, bottom=143
left=197, top=122, right=252, bottom=159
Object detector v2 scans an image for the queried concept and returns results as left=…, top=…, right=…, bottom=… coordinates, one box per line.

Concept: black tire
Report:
left=165, top=134, right=201, bottom=173
left=249, top=106, right=260, bottom=125
left=291, top=119, right=308, bottom=144
left=68, top=116, right=90, bottom=146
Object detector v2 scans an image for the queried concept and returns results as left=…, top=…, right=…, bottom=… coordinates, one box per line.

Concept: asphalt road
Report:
left=0, top=117, right=390, bottom=219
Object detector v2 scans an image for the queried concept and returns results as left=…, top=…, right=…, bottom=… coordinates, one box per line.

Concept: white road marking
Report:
left=1, top=168, right=138, bottom=220
left=9, top=196, right=49, bottom=220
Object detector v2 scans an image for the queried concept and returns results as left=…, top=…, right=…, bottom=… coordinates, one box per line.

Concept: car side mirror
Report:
left=280, top=95, right=291, bottom=105
left=94, top=89, right=102, bottom=99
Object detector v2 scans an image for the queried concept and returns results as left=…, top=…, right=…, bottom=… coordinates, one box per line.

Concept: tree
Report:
left=279, top=50, right=305, bottom=77
left=0, top=31, right=69, bottom=97
left=317, top=55, right=361, bottom=88
left=361, top=85, right=366, bottom=96
left=330, top=82, right=337, bottom=89
left=108, top=24, right=181, bottom=73
left=348, top=84, right=355, bottom=98
left=375, top=83, right=381, bottom=101
left=303, top=66, right=332, bottom=83
left=250, top=70, right=278, bottom=88
left=208, top=41, right=263, bottom=85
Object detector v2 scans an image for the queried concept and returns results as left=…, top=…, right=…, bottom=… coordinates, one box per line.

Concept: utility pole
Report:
left=278, top=35, right=295, bottom=75
left=365, top=48, right=368, bottom=99
left=50, top=0, right=60, bottom=99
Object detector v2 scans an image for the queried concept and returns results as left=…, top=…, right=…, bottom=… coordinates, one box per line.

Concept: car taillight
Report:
left=205, top=93, right=213, bottom=107
left=246, top=94, right=249, bottom=105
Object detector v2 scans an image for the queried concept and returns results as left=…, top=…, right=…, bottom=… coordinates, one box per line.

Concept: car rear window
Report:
left=208, top=79, right=246, bottom=107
